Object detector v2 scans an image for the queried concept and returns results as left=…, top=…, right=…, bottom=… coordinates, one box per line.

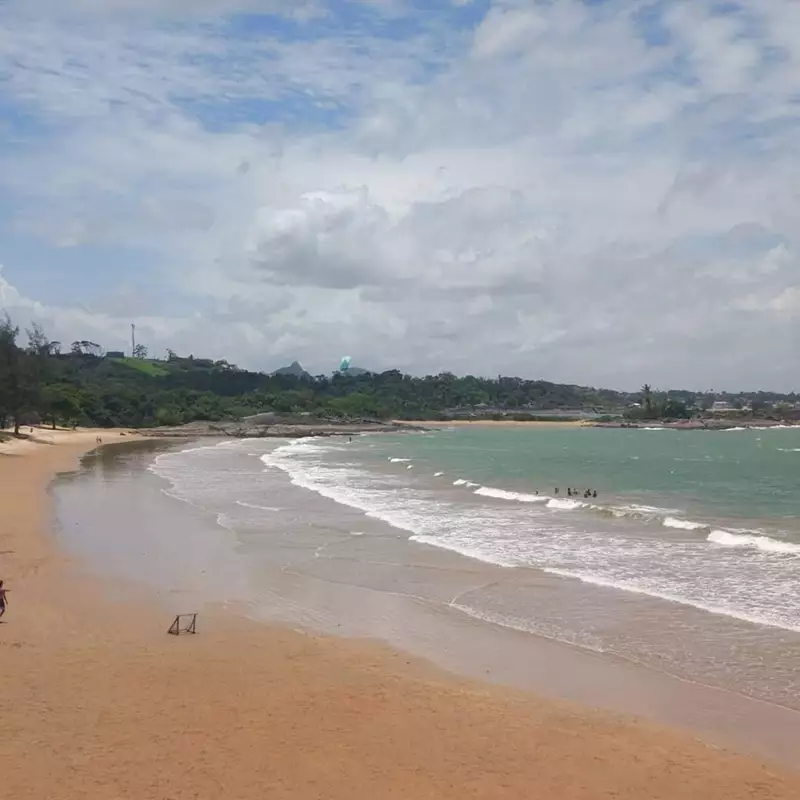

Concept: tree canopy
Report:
left=0, top=315, right=796, bottom=430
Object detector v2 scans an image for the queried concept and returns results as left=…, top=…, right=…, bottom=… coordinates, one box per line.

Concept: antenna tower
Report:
left=131, top=323, right=136, bottom=357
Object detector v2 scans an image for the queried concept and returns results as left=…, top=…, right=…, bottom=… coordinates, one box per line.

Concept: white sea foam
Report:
left=452, top=478, right=468, bottom=486
left=642, top=426, right=667, bottom=430
left=389, top=457, right=411, bottom=463
left=547, top=498, right=584, bottom=510
left=474, top=486, right=548, bottom=503
left=236, top=501, right=281, bottom=513
left=777, top=448, right=800, bottom=452
left=609, top=503, right=677, bottom=518
left=543, top=568, right=800, bottom=632
left=663, top=516, right=707, bottom=531
left=722, top=427, right=747, bottom=432
left=434, top=472, right=444, bottom=477
left=471, top=486, right=677, bottom=521
left=406, top=464, right=414, bottom=469
left=410, top=534, right=518, bottom=568
left=450, top=603, right=608, bottom=655
left=707, top=530, right=800, bottom=555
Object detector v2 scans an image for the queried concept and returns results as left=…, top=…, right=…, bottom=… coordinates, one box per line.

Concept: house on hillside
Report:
left=105, top=351, right=125, bottom=358
left=711, top=400, right=735, bottom=412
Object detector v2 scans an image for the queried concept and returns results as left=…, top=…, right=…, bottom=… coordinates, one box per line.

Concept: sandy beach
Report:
left=1, top=429, right=799, bottom=799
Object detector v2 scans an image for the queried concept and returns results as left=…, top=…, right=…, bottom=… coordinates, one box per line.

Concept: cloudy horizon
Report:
left=1, top=0, right=798, bottom=392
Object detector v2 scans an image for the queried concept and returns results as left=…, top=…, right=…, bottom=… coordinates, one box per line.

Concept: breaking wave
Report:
left=474, top=486, right=548, bottom=503
left=663, top=516, right=707, bottom=531
left=707, top=530, right=800, bottom=555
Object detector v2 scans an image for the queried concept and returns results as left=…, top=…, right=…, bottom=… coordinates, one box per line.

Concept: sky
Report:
left=0, top=0, right=798, bottom=391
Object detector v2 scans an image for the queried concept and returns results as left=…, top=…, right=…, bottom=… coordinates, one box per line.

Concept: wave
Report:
left=236, top=501, right=281, bottom=512
left=642, top=426, right=668, bottom=431
left=722, top=427, right=747, bottom=432
left=389, top=457, right=411, bottom=463
left=543, top=568, right=800, bottom=633
left=451, top=603, right=608, bottom=655
left=663, top=516, right=707, bottom=531
left=752, top=424, right=797, bottom=430
left=546, top=497, right=585, bottom=510
left=707, top=530, right=800, bottom=555
left=777, top=448, right=800, bottom=452
left=608, top=503, right=676, bottom=517
left=474, top=486, right=548, bottom=503
left=470, top=483, right=679, bottom=522
left=434, top=472, right=444, bottom=477
left=453, top=478, right=479, bottom=487
left=261, top=439, right=800, bottom=633
left=410, top=534, right=518, bottom=568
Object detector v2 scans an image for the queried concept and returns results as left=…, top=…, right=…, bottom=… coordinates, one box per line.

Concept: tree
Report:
left=22, top=323, right=52, bottom=425
left=71, top=340, right=102, bottom=357
left=641, top=384, right=652, bottom=415
left=133, top=343, right=148, bottom=359
left=42, top=383, right=82, bottom=429
left=0, top=315, right=21, bottom=431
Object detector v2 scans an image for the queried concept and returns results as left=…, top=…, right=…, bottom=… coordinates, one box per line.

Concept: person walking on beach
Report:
left=0, top=580, right=8, bottom=621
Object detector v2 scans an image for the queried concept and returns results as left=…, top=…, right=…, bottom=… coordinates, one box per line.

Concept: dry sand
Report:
left=1, top=428, right=798, bottom=800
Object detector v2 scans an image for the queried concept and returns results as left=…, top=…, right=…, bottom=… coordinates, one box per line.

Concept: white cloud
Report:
left=0, top=0, right=799, bottom=389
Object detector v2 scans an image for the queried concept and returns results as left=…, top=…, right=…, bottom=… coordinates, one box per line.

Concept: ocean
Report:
left=53, top=425, right=800, bottom=726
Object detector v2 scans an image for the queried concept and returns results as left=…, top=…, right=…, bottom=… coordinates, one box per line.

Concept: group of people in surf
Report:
left=555, top=487, right=598, bottom=499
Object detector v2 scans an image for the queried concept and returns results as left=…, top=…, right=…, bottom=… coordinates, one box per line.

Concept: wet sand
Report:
left=2, top=430, right=799, bottom=799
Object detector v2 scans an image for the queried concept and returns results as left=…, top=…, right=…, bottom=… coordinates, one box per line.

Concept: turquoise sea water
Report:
left=264, top=425, right=800, bottom=632
left=355, top=425, right=800, bottom=522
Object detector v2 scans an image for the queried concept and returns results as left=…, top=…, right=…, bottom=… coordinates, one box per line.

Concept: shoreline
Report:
left=401, top=418, right=799, bottom=430
left=2, top=431, right=800, bottom=798
left=396, top=418, right=588, bottom=428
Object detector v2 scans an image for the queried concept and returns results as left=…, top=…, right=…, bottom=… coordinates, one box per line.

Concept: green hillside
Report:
left=1, top=316, right=797, bottom=431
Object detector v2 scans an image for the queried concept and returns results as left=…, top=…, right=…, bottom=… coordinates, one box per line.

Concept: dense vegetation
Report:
left=0, top=315, right=797, bottom=430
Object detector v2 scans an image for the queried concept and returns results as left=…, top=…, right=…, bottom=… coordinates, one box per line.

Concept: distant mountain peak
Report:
left=272, top=361, right=311, bottom=378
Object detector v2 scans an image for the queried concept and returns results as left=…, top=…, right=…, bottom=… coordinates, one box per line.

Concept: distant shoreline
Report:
left=592, top=419, right=799, bottom=431
left=397, top=419, right=588, bottom=429
left=126, top=416, right=800, bottom=438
